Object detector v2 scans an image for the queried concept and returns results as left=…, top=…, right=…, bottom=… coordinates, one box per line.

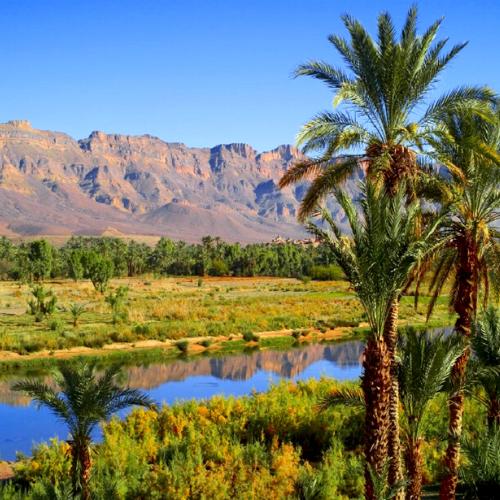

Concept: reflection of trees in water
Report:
left=0, top=341, right=364, bottom=405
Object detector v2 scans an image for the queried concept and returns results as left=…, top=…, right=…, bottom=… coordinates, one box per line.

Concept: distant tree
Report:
left=85, top=252, right=114, bottom=293
left=208, top=258, right=230, bottom=277
left=12, top=361, right=154, bottom=500
left=27, top=240, right=53, bottom=282
left=67, top=250, right=85, bottom=282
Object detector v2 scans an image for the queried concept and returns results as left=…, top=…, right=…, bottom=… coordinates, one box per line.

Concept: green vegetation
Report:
left=0, top=6, right=498, bottom=499
left=0, top=276, right=452, bottom=356
left=12, top=361, right=154, bottom=499
left=27, top=285, right=57, bottom=322
left=0, top=234, right=343, bottom=283
left=0, top=377, right=491, bottom=499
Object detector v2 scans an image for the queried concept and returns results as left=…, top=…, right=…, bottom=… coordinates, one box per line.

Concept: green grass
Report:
left=0, top=276, right=454, bottom=356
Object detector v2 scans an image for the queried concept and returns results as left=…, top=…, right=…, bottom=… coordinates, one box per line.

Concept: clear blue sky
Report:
left=1, top=0, right=498, bottom=151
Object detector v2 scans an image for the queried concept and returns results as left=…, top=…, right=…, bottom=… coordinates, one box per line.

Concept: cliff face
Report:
left=0, top=120, right=360, bottom=242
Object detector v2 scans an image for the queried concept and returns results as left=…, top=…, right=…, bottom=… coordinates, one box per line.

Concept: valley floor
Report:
left=0, top=276, right=453, bottom=363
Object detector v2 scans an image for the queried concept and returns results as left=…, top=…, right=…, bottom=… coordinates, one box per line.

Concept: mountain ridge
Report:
left=0, top=120, right=358, bottom=243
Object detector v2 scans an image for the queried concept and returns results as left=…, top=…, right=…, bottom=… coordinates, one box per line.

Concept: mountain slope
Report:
left=0, top=120, right=358, bottom=243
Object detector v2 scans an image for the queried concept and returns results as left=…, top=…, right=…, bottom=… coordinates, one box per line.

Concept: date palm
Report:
left=279, top=6, right=494, bottom=219
left=421, top=111, right=500, bottom=498
left=470, top=307, right=500, bottom=428
left=12, top=361, right=155, bottom=500
left=398, top=329, right=465, bottom=499
left=279, top=8, right=494, bottom=490
left=308, top=182, right=443, bottom=499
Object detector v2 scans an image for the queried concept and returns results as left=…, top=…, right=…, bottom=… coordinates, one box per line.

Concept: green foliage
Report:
left=27, top=285, right=57, bottom=322
left=398, top=328, right=465, bottom=439
left=7, top=379, right=364, bottom=499
left=470, top=306, right=500, bottom=428
left=175, top=340, right=189, bottom=353
left=460, top=427, right=500, bottom=499
left=309, top=264, right=344, bottom=281
left=279, top=5, right=495, bottom=220
left=309, top=183, right=442, bottom=338
left=12, top=361, right=154, bottom=498
left=27, top=240, right=54, bottom=282
left=208, top=258, right=230, bottom=276
left=67, top=250, right=84, bottom=281
left=86, top=252, right=114, bottom=293
left=242, top=331, right=259, bottom=342
left=69, top=303, right=86, bottom=328
left=105, top=286, right=129, bottom=325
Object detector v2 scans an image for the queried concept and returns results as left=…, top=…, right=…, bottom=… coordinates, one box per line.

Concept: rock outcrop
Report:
left=0, top=120, right=360, bottom=242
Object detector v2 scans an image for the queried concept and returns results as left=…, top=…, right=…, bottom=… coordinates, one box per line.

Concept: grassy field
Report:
left=0, top=276, right=454, bottom=357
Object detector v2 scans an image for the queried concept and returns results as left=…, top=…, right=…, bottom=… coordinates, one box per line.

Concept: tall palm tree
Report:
left=421, top=111, right=500, bottom=498
left=398, top=329, right=465, bottom=499
left=13, top=361, right=154, bottom=500
left=470, top=307, right=500, bottom=428
left=279, top=7, right=495, bottom=490
left=308, top=182, right=443, bottom=499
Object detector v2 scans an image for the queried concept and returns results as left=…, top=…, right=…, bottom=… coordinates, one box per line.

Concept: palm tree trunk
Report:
left=362, top=336, right=391, bottom=500
left=71, top=438, right=92, bottom=500
left=440, top=240, right=477, bottom=500
left=384, top=299, right=404, bottom=498
left=487, top=397, right=500, bottom=429
left=405, top=436, right=423, bottom=500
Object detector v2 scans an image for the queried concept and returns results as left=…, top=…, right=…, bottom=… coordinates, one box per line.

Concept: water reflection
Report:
left=0, top=340, right=363, bottom=460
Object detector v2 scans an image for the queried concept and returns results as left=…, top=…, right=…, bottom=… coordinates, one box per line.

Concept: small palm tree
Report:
left=69, top=303, right=86, bottom=328
left=398, top=328, right=465, bottom=499
left=470, top=307, right=500, bottom=428
left=308, top=182, right=443, bottom=499
left=12, top=361, right=155, bottom=499
left=460, top=427, right=500, bottom=500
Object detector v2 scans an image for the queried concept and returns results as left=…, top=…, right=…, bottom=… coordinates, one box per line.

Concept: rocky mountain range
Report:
left=0, top=120, right=360, bottom=243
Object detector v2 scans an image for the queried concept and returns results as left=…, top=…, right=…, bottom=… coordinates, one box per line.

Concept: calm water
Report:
left=0, top=340, right=363, bottom=460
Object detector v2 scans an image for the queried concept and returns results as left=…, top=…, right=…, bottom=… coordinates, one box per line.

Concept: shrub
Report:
left=105, top=287, right=129, bottom=325
left=208, top=259, right=230, bottom=277
left=27, top=285, right=57, bottom=322
left=309, top=264, right=344, bottom=281
left=200, top=339, right=212, bottom=348
left=48, top=318, right=63, bottom=332
left=175, top=340, right=189, bottom=353
left=242, top=331, right=259, bottom=343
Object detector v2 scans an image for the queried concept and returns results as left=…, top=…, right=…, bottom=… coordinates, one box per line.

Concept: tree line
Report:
left=0, top=235, right=341, bottom=288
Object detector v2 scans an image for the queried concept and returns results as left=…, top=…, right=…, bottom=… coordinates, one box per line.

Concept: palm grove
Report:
left=279, top=7, right=499, bottom=500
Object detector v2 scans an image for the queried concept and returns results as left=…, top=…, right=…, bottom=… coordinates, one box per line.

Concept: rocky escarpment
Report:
left=0, top=120, right=361, bottom=242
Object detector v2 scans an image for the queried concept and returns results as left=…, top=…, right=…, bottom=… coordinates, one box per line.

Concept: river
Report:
left=0, top=340, right=364, bottom=460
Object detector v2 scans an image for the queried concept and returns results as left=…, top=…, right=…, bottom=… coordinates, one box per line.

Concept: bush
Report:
left=105, top=287, right=129, bottom=325
left=208, top=259, right=230, bottom=277
left=309, top=265, right=344, bottom=281
left=242, top=331, right=259, bottom=343
left=175, top=340, right=189, bottom=353
left=48, top=318, right=63, bottom=332
left=200, top=339, right=212, bottom=348
left=27, top=285, right=57, bottom=322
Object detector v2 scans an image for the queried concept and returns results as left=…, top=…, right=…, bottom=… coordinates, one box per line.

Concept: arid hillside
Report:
left=0, top=120, right=361, bottom=242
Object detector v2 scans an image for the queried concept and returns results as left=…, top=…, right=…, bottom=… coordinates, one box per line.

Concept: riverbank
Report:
left=0, top=276, right=453, bottom=361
